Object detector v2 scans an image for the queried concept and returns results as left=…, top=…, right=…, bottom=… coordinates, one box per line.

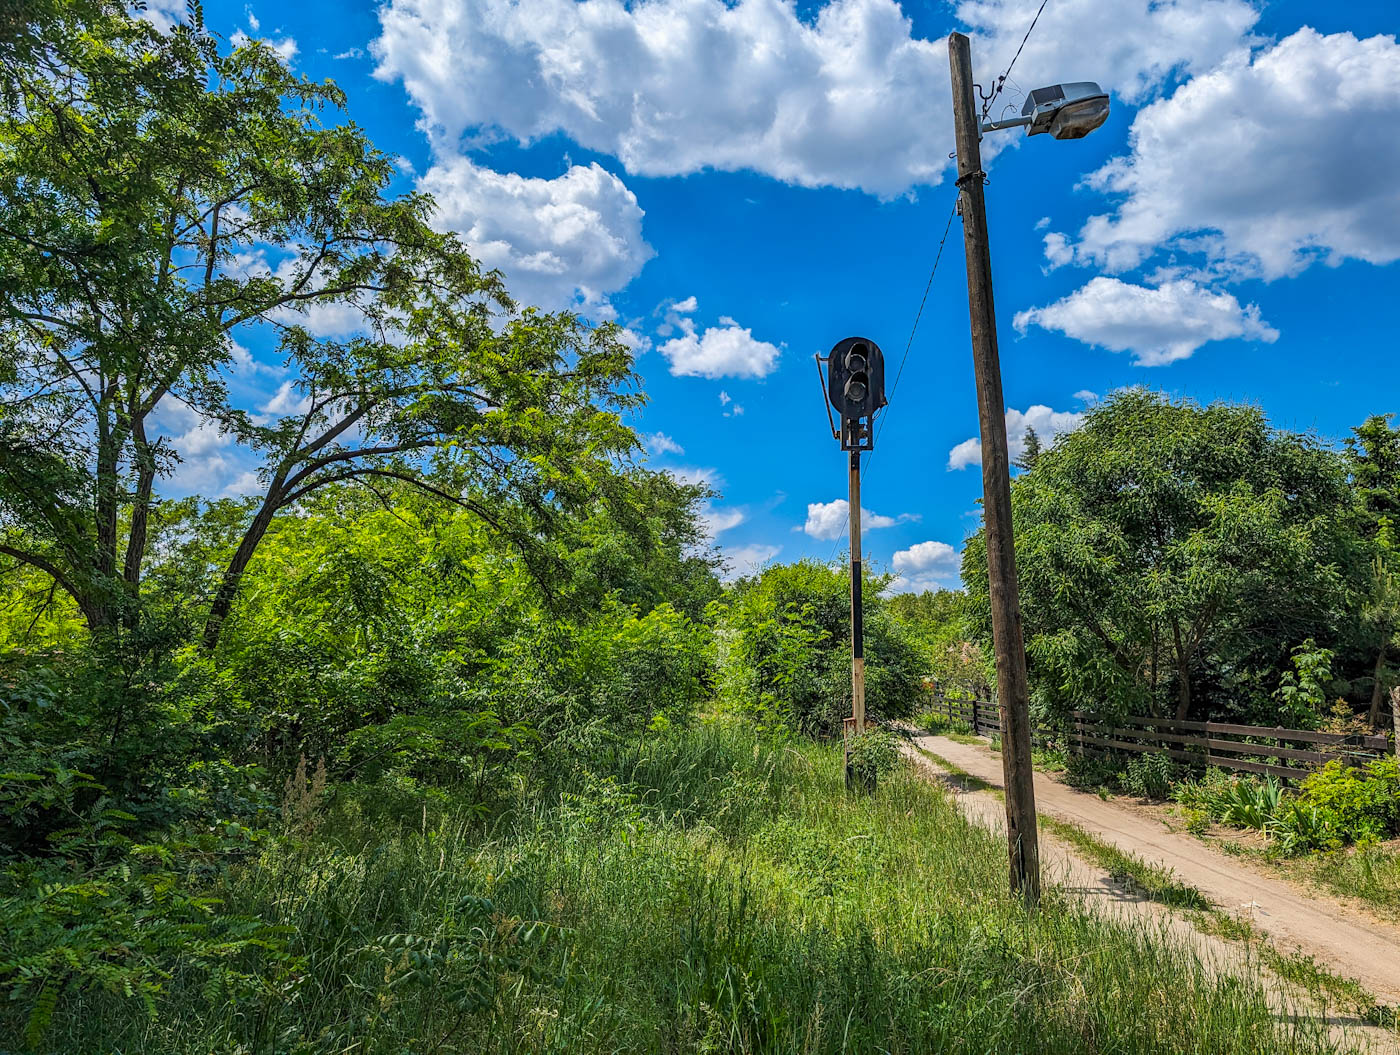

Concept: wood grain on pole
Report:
left=849, top=448, right=866, bottom=735
left=948, top=31, right=1041, bottom=902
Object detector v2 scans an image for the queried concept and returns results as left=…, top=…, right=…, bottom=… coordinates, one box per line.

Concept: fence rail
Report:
left=924, top=692, right=1392, bottom=783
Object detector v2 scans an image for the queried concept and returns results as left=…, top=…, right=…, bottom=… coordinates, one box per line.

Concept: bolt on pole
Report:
left=948, top=30, right=1041, bottom=903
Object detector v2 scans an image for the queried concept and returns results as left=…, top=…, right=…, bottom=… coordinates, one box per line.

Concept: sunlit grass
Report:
left=34, top=721, right=1350, bottom=1054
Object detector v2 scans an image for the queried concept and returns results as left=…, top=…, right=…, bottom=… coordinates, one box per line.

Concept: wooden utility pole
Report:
left=948, top=31, right=1041, bottom=902
left=849, top=449, right=866, bottom=735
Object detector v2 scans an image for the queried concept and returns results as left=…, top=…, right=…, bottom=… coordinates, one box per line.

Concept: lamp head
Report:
left=1021, top=81, right=1110, bottom=139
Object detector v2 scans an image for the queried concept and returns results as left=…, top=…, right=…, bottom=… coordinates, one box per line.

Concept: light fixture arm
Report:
left=979, top=114, right=1032, bottom=134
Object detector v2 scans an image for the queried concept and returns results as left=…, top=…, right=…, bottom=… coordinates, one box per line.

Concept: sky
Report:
left=143, top=0, right=1400, bottom=590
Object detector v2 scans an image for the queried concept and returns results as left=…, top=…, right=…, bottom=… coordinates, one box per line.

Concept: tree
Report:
left=0, top=7, right=638, bottom=648
left=1015, top=426, right=1043, bottom=471
left=1347, top=414, right=1400, bottom=723
left=963, top=389, right=1359, bottom=722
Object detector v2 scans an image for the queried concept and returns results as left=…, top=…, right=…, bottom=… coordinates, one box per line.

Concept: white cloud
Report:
left=134, top=0, right=190, bottom=32
left=672, top=295, right=698, bottom=314
left=802, top=498, right=914, bottom=540
left=721, top=543, right=782, bottom=582
left=701, top=506, right=746, bottom=537
left=668, top=465, right=722, bottom=491
left=222, top=471, right=265, bottom=498
left=230, top=28, right=299, bottom=64
left=1073, top=389, right=1098, bottom=402
left=659, top=317, right=779, bottom=379
left=245, top=6, right=260, bottom=31
left=420, top=156, right=652, bottom=316
left=1070, top=28, right=1400, bottom=280
left=373, top=0, right=1260, bottom=197
left=948, top=404, right=1086, bottom=470
left=373, top=0, right=952, bottom=196
left=1013, top=277, right=1278, bottom=366
left=889, top=538, right=961, bottom=592
left=956, top=0, right=1259, bottom=109
left=1042, top=231, right=1073, bottom=271
left=334, top=47, right=366, bottom=60
left=644, top=431, right=684, bottom=456
left=260, top=380, right=311, bottom=417
left=892, top=540, right=957, bottom=573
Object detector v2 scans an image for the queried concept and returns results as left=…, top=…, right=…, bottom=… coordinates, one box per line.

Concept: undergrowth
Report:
left=6, top=721, right=1350, bottom=1054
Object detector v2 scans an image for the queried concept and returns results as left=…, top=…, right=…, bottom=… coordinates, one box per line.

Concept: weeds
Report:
left=9, top=721, right=1347, bottom=1054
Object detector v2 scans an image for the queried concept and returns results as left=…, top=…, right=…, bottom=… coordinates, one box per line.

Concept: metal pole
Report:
left=849, top=448, right=866, bottom=735
left=948, top=31, right=1041, bottom=902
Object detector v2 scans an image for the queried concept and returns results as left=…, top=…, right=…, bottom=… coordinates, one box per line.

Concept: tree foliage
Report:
left=963, top=389, right=1363, bottom=723
left=0, top=4, right=638, bottom=646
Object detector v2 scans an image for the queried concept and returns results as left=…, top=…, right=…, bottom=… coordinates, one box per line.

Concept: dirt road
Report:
left=910, top=732, right=1400, bottom=1007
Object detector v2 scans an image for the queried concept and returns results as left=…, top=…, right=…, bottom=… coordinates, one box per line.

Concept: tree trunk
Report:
left=1369, top=642, right=1388, bottom=728
left=1171, top=618, right=1191, bottom=720
left=201, top=496, right=280, bottom=650
left=121, top=419, right=157, bottom=621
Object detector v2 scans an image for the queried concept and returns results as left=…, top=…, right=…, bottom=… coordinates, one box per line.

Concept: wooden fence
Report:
left=925, top=692, right=1392, bottom=782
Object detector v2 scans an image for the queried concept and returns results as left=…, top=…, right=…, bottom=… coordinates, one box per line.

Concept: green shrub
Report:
left=716, top=561, right=927, bottom=736
left=1118, top=753, right=1178, bottom=800
left=1063, top=753, right=1120, bottom=792
left=0, top=767, right=290, bottom=1048
left=1296, top=758, right=1400, bottom=847
left=1172, top=769, right=1238, bottom=817
left=1267, top=800, right=1341, bottom=856
left=845, top=729, right=900, bottom=790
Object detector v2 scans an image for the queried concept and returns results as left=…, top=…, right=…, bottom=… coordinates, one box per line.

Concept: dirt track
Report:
left=910, top=733, right=1400, bottom=1006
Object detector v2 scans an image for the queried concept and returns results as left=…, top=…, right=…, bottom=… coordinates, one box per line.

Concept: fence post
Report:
left=972, top=697, right=980, bottom=736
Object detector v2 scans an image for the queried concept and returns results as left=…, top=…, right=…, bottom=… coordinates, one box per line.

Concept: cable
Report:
left=820, top=0, right=1051, bottom=566
left=823, top=198, right=958, bottom=565
left=980, top=0, right=1051, bottom=121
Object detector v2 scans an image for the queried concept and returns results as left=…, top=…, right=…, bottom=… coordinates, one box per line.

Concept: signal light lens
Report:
left=846, top=378, right=867, bottom=403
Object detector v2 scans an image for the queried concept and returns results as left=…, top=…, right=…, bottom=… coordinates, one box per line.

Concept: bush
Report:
left=846, top=729, right=900, bottom=790
left=1268, top=800, right=1341, bottom=856
left=1296, top=758, right=1400, bottom=847
left=1118, top=754, right=1178, bottom=800
left=716, top=561, right=927, bottom=736
left=0, top=766, right=290, bottom=1048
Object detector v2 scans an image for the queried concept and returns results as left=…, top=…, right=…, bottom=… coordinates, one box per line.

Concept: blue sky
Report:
left=147, top=0, right=1400, bottom=589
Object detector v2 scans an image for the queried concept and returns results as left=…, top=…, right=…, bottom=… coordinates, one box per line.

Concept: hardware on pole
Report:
left=948, top=31, right=1042, bottom=902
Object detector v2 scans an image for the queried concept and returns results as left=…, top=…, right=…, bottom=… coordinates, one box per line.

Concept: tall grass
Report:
left=26, top=722, right=1346, bottom=1053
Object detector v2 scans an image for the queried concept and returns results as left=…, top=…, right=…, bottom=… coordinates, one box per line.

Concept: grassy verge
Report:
left=1196, top=833, right=1400, bottom=920
left=21, top=722, right=1358, bottom=1053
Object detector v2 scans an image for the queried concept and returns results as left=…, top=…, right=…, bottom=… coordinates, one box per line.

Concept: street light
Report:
left=946, top=33, right=1110, bottom=904
left=980, top=81, right=1111, bottom=139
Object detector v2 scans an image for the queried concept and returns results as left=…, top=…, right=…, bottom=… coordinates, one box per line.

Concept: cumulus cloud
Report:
left=1070, top=28, right=1400, bottom=279
left=372, top=0, right=1260, bottom=196
left=889, top=538, right=961, bottom=591
left=373, top=0, right=951, bottom=196
left=892, top=540, right=957, bottom=573
left=948, top=404, right=1085, bottom=470
left=721, top=543, right=782, bottom=582
left=956, top=0, right=1259, bottom=108
left=658, top=317, right=780, bottom=379
left=421, top=156, right=653, bottom=315
left=644, top=431, right=685, bottom=456
left=802, top=499, right=915, bottom=540
left=1013, top=277, right=1278, bottom=365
